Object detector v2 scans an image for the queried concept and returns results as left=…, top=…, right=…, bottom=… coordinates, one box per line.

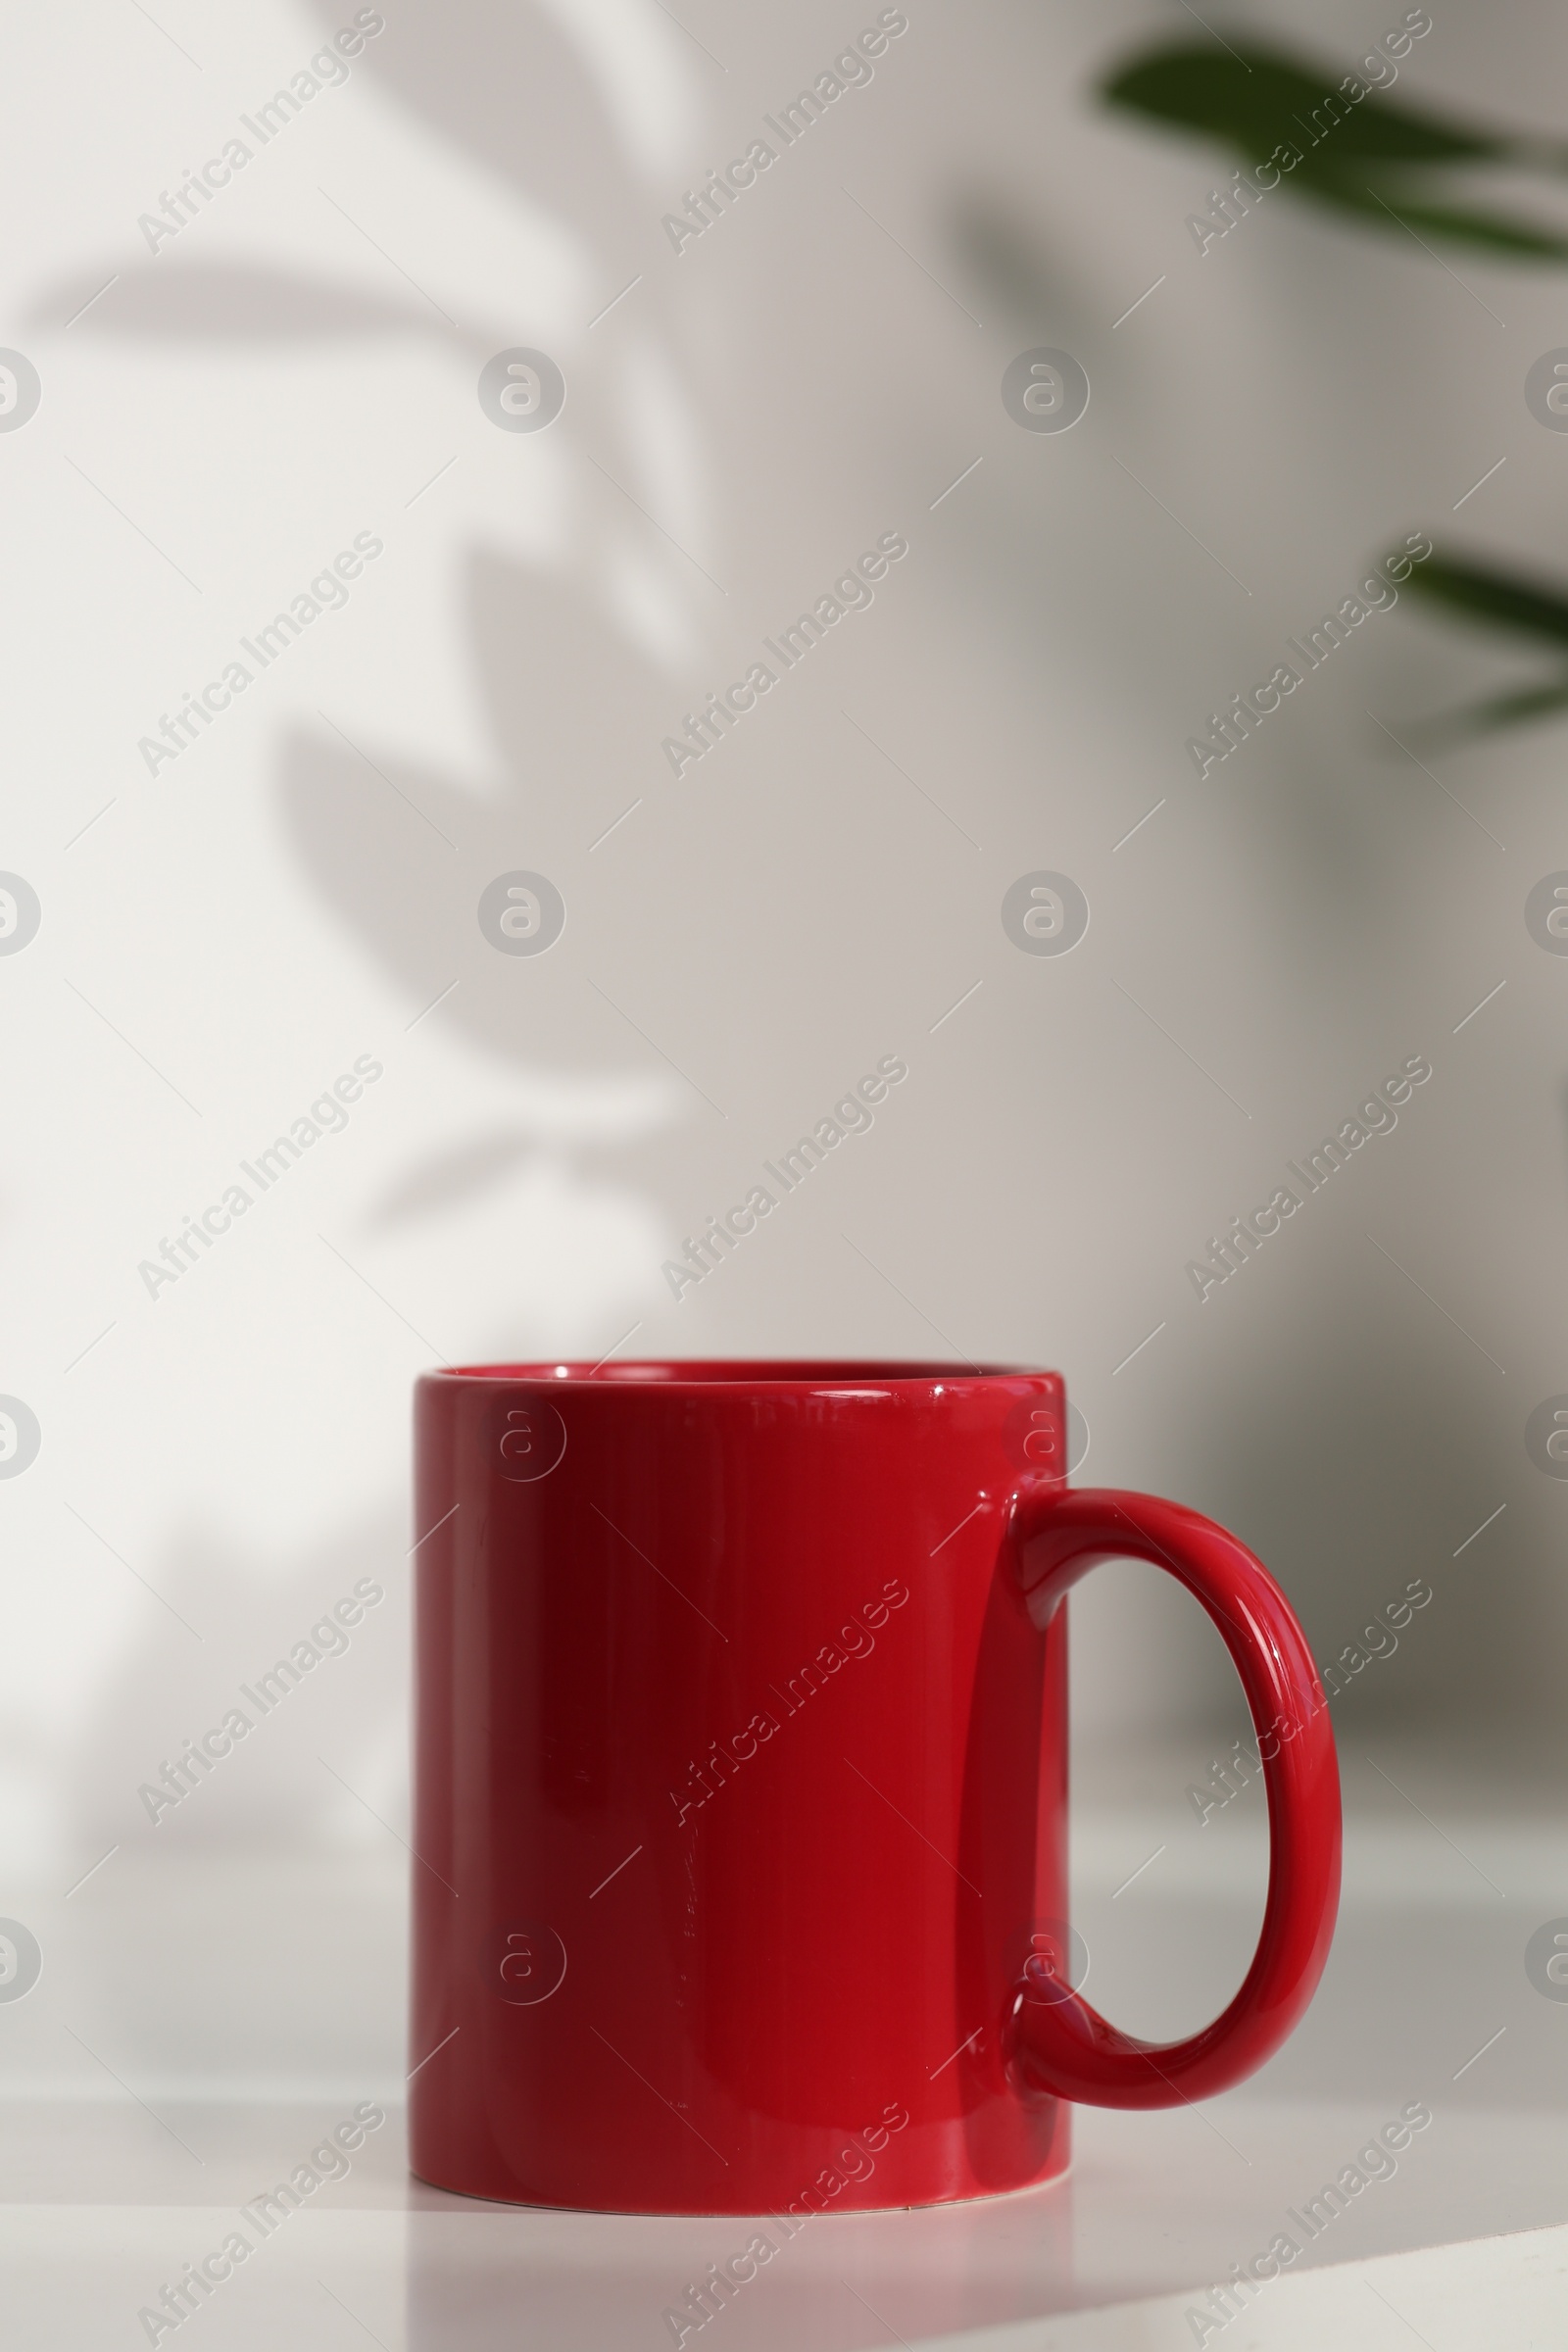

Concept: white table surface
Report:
left=7, top=1748, right=1566, bottom=2348
left=4, top=2095, right=1567, bottom=2349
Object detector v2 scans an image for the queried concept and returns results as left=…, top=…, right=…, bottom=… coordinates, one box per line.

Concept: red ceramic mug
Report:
left=410, top=1361, right=1339, bottom=2214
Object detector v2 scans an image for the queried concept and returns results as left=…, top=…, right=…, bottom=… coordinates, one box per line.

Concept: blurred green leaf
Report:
left=1447, top=679, right=1568, bottom=733
left=1399, top=553, right=1568, bottom=646
left=1401, top=677, right=1568, bottom=746
left=1104, top=43, right=1505, bottom=166
left=1392, top=551, right=1568, bottom=742
left=1102, top=40, right=1568, bottom=259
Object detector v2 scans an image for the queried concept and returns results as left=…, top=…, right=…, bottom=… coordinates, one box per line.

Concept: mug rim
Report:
left=425, top=1358, right=1056, bottom=1392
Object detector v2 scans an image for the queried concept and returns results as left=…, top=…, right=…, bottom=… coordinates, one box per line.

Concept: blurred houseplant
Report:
left=1102, top=26, right=1568, bottom=744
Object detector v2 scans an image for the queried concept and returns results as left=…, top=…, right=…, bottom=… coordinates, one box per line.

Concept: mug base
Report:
left=408, top=2150, right=1073, bottom=2219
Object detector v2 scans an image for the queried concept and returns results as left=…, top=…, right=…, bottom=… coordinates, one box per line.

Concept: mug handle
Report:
left=1006, top=1486, right=1341, bottom=2107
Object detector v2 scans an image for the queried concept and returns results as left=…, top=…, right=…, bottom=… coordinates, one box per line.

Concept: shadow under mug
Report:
left=409, top=1361, right=1340, bottom=2214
